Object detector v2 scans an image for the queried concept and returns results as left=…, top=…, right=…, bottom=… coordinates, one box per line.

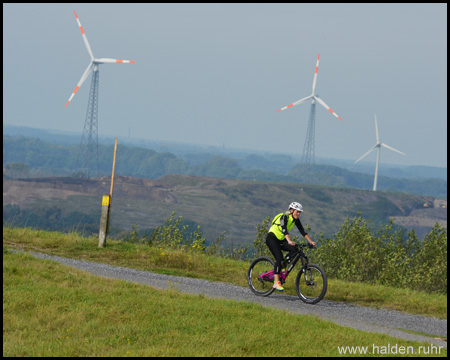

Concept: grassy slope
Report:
left=3, top=227, right=446, bottom=320
left=3, top=249, right=447, bottom=357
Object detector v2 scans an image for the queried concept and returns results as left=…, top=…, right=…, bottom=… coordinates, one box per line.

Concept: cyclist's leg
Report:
left=280, top=240, right=298, bottom=261
left=265, top=232, right=284, bottom=277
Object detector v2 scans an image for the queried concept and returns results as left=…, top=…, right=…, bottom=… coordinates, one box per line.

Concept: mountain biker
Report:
left=266, top=202, right=316, bottom=291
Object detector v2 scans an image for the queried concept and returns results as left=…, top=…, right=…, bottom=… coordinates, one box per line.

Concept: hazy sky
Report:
left=3, top=3, right=447, bottom=167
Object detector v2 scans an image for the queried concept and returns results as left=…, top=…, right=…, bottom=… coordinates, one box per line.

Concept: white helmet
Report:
left=289, top=202, right=303, bottom=212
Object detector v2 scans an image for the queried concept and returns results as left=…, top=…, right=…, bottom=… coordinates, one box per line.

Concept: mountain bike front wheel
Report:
left=295, top=264, right=327, bottom=304
left=247, top=256, right=275, bottom=297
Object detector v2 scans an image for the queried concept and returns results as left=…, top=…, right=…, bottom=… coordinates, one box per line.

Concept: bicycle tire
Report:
left=295, top=264, right=327, bottom=304
left=247, top=256, right=276, bottom=296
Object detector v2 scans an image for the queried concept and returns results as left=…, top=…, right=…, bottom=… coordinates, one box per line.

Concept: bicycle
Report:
left=247, top=243, right=327, bottom=304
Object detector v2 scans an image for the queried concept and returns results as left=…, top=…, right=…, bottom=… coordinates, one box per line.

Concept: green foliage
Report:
left=122, top=224, right=141, bottom=243
left=252, top=216, right=272, bottom=258
left=3, top=136, right=78, bottom=176
left=313, top=216, right=447, bottom=294
left=406, top=223, right=448, bottom=294
left=3, top=162, right=30, bottom=179
left=204, top=231, right=227, bottom=256
left=137, top=212, right=205, bottom=251
left=119, top=212, right=251, bottom=260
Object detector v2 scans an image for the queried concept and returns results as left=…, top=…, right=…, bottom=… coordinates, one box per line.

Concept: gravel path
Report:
left=22, top=251, right=447, bottom=348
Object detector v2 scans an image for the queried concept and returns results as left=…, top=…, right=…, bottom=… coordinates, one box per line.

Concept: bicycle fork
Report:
left=298, top=255, right=315, bottom=286
left=302, top=267, right=315, bottom=286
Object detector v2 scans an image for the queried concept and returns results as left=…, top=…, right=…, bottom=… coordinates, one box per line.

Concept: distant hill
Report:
left=4, top=124, right=447, bottom=181
left=3, top=175, right=446, bottom=247
left=3, top=131, right=447, bottom=199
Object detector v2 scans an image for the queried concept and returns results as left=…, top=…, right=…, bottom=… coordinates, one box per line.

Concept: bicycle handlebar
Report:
left=299, top=243, right=315, bottom=249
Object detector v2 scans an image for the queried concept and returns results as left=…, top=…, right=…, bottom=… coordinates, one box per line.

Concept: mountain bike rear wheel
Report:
left=247, top=256, right=275, bottom=296
left=295, top=264, right=327, bottom=304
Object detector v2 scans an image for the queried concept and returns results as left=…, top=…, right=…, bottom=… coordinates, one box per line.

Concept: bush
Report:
left=138, top=212, right=206, bottom=251
left=125, top=212, right=249, bottom=259
left=406, top=223, right=447, bottom=294
left=252, top=216, right=272, bottom=258
left=311, top=216, right=447, bottom=294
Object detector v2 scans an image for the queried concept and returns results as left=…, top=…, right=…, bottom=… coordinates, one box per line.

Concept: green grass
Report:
left=3, top=250, right=446, bottom=357
left=3, top=226, right=447, bottom=320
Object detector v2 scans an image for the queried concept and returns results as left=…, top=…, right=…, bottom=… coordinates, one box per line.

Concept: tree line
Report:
left=3, top=135, right=447, bottom=198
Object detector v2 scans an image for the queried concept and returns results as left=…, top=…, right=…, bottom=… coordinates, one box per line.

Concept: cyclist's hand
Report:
left=288, top=240, right=296, bottom=247
left=308, top=241, right=316, bottom=248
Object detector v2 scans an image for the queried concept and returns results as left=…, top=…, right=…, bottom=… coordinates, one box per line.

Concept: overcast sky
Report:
left=3, top=3, right=447, bottom=167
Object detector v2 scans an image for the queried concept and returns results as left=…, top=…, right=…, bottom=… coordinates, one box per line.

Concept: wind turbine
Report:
left=276, top=54, right=342, bottom=164
left=65, top=11, right=135, bottom=177
left=355, top=114, right=406, bottom=191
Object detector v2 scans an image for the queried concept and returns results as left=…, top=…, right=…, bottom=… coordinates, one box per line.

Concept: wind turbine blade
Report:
left=313, top=96, right=342, bottom=121
left=95, top=58, right=136, bottom=64
left=275, top=95, right=313, bottom=112
left=355, top=145, right=378, bottom=163
left=381, top=143, right=406, bottom=156
left=74, top=11, right=94, bottom=60
left=65, top=62, right=93, bottom=108
left=374, top=114, right=380, bottom=143
left=312, top=54, right=320, bottom=95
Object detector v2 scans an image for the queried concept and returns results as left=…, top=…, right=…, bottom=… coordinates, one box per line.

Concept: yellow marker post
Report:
left=98, top=193, right=111, bottom=247
left=102, top=194, right=110, bottom=206
left=98, top=138, right=118, bottom=247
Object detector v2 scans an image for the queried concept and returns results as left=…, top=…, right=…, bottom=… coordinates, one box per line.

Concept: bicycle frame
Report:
left=259, top=246, right=309, bottom=283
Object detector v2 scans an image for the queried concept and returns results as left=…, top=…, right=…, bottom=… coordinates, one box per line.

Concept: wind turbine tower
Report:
left=276, top=54, right=342, bottom=164
left=65, top=11, right=135, bottom=178
left=355, top=114, right=406, bottom=191
left=302, top=97, right=317, bottom=164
